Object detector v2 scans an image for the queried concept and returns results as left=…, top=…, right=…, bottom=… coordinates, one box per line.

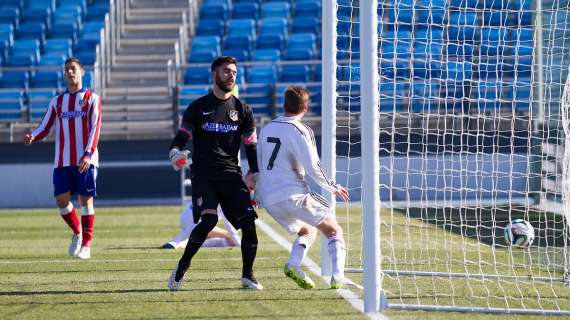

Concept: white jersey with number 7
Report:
left=256, top=115, right=341, bottom=207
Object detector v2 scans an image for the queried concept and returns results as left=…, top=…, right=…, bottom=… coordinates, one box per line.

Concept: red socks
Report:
left=61, top=208, right=81, bottom=235
left=81, top=215, right=95, bottom=247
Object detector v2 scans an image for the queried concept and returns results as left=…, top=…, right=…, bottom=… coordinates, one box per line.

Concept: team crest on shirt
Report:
left=196, top=197, right=203, bottom=207
left=229, top=110, right=238, bottom=122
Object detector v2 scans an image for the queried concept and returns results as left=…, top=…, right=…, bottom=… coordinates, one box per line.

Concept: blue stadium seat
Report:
left=206, top=0, right=232, bottom=8
left=446, top=42, right=475, bottom=58
left=445, top=61, right=472, bottom=81
left=512, top=29, right=533, bottom=57
left=179, top=86, right=209, bottom=110
left=259, top=17, right=287, bottom=36
left=85, top=4, right=109, bottom=22
left=197, top=19, right=225, bottom=37
left=447, top=12, right=478, bottom=41
left=247, top=66, right=278, bottom=83
left=0, top=71, right=28, bottom=88
left=223, top=48, right=249, bottom=61
left=314, top=63, right=321, bottom=81
left=295, top=0, right=321, bottom=18
left=75, top=51, right=95, bottom=65
left=83, top=70, right=94, bottom=88
left=28, top=0, right=56, bottom=11
left=232, top=2, right=259, bottom=19
left=30, top=70, right=62, bottom=88
left=16, top=22, right=46, bottom=43
left=236, top=65, right=246, bottom=85
left=243, top=83, right=273, bottom=115
left=200, top=3, right=229, bottom=21
left=61, top=0, right=86, bottom=15
left=11, top=39, right=40, bottom=60
left=49, top=21, right=79, bottom=44
left=184, top=67, right=211, bottom=85
left=0, top=0, right=24, bottom=10
left=0, top=89, right=24, bottom=121
left=387, top=0, right=414, bottom=26
left=415, top=0, right=446, bottom=24
left=381, top=60, right=411, bottom=79
left=44, top=39, right=72, bottom=56
left=280, top=65, right=310, bottom=82
left=0, top=23, right=14, bottom=46
left=414, top=29, right=444, bottom=46
left=54, top=5, right=82, bottom=24
left=480, top=27, right=508, bottom=56
left=411, top=80, right=440, bottom=112
left=191, top=36, right=221, bottom=55
left=482, top=10, right=509, bottom=26
left=292, top=17, right=319, bottom=34
left=189, top=50, right=217, bottom=63
left=380, top=42, right=412, bottom=61
left=39, top=53, right=66, bottom=66
left=257, top=33, right=285, bottom=50
left=412, top=60, right=442, bottom=79
left=449, top=0, right=478, bottom=8
left=379, top=82, right=408, bottom=111
left=22, top=7, right=51, bottom=25
left=226, top=19, right=256, bottom=37
left=252, top=49, right=281, bottom=61
left=262, top=2, right=290, bottom=18
left=0, top=8, right=19, bottom=27
left=284, top=48, right=315, bottom=60
left=287, top=33, right=316, bottom=51
left=6, top=53, right=37, bottom=66
left=224, top=34, right=253, bottom=52
left=29, top=89, right=55, bottom=121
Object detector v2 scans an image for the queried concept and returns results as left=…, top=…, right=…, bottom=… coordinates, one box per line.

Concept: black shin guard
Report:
left=240, top=219, right=258, bottom=279
left=175, top=214, right=218, bottom=280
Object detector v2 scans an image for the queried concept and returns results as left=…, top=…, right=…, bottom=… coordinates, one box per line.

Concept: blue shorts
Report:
left=53, top=166, right=98, bottom=197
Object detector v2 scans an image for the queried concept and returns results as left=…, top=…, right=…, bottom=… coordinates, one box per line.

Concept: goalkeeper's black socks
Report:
left=240, top=220, right=258, bottom=279
left=175, top=214, right=218, bottom=281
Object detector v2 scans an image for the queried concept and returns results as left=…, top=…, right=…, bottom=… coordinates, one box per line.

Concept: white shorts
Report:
left=265, top=193, right=331, bottom=235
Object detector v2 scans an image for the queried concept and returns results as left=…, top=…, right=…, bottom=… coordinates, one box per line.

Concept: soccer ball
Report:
left=504, top=219, right=535, bottom=248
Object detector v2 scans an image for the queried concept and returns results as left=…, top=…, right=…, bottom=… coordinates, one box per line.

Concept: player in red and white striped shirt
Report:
left=24, top=57, right=102, bottom=260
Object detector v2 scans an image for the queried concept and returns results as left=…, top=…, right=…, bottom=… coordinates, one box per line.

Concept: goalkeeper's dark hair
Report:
left=64, top=57, right=84, bottom=69
left=284, top=86, right=310, bottom=114
left=211, top=56, right=237, bottom=72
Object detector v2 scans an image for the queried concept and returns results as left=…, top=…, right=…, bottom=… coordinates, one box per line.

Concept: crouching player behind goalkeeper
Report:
left=167, top=56, right=262, bottom=291
left=162, top=202, right=240, bottom=249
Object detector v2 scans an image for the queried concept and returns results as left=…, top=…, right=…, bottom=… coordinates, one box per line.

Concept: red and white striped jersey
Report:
left=31, top=88, right=102, bottom=168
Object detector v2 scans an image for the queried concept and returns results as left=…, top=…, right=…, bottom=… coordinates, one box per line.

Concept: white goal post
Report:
left=322, top=0, right=570, bottom=315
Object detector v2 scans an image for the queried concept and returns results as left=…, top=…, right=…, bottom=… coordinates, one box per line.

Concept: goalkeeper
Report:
left=167, top=56, right=261, bottom=291
left=162, top=203, right=240, bottom=249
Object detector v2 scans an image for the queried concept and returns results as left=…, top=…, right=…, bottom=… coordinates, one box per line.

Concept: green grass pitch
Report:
left=1, top=206, right=569, bottom=319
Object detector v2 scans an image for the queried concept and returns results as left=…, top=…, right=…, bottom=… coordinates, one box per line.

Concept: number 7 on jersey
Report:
left=266, top=137, right=281, bottom=170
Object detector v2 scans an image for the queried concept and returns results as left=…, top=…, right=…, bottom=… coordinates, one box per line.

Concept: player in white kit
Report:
left=256, top=86, right=352, bottom=289
left=162, top=203, right=240, bottom=249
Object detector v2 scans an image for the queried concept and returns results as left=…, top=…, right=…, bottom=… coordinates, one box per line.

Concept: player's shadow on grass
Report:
left=404, top=205, right=567, bottom=247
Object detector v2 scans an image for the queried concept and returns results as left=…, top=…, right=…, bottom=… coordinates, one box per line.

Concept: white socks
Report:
left=288, top=233, right=314, bottom=267
left=327, top=235, right=346, bottom=279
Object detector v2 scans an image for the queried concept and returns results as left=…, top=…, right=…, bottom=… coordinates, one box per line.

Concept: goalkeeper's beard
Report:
left=215, top=75, right=234, bottom=93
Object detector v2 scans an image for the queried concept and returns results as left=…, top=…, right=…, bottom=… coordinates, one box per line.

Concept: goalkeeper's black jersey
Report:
left=180, top=92, right=257, bottom=180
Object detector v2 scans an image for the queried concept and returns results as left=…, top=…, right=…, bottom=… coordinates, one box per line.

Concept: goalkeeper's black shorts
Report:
left=190, top=174, right=257, bottom=229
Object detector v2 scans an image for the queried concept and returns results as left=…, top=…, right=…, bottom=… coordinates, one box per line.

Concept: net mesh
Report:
left=333, top=0, right=570, bottom=312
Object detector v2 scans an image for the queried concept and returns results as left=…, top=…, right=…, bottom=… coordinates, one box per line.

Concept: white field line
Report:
left=0, top=256, right=288, bottom=265
left=255, top=218, right=389, bottom=320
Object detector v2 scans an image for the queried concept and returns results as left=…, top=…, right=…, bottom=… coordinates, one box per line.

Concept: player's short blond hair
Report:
left=284, top=86, right=310, bottom=114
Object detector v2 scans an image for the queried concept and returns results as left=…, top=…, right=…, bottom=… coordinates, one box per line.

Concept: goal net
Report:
left=324, top=0, right=570, bottom=314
